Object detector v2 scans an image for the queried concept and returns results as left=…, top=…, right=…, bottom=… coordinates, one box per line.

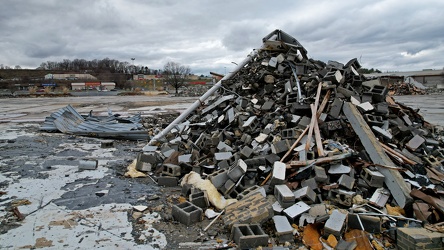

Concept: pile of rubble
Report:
left=387, top=81, right=426, bottom=96
left=136, top=30, right=444, bottom=249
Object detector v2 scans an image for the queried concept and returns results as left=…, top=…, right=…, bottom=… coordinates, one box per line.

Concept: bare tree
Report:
left=163, top=61, right=191, bottom=95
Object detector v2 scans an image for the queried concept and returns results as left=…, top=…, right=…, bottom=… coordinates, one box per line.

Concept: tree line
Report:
left=35, top=57, right=162, bottom=75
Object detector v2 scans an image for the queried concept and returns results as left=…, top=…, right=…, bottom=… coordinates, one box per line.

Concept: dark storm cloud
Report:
left=1, top=0, right=443, bottom=75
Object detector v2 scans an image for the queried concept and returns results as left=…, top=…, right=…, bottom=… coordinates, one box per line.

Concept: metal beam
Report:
left=343, top=102, right=412, bottom=208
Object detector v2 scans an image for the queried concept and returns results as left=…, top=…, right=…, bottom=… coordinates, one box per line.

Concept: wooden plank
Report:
left=312, top=104, right=324, bottom=157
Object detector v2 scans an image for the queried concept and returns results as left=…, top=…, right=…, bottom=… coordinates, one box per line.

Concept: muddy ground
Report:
left=0, top=123, right=234, bottom=249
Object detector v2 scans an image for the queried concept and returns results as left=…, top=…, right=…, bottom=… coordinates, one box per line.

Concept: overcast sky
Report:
left=1, top=0, right=443, bottom=75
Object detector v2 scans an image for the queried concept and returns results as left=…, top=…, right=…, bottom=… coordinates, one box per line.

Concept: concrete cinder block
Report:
left=162, top=163, right=181, bottom=177
left=301, top=178, right=318, bottom=192
left=189, top=191, right=209, bottom=209
left=270, top=161, right=286, bottom=186
left=338, top=174, right=355, bottom=190
left=178, top=154, right=192, bottom=164
left=242, top=116, right=258, bottom=132
left=214, top=152, right=233, bottom=161
left=272, top=201, right=284, bottom=215
left=293, top=186, right=316, bottom=204
left=329, top=98, right=343, bottom=119
left=157, top=176, right=178, bottom=186
left=208, top=169, right=229, bottom=188
left=271, top=140, right=289, bottom=155
left=314, top=166, right=328, bottom=183
left=223, top=192, right=273, bottom=228
left=324, top=209, right=347, bottom=237
left=361, top=168, right=385, bottom=188
left=227, top=159, right=247, bottom=182
left=220, top=179, right=236, bottom=196
left=369, top=187, right=390, bottom=208
left=328, top=189, right=356, bottom=206
left=274, top=184, right=295, bottom=209
left=406, top=134, right=426, bottom=151
left=283, top=201, right=310, bottom=222
left=172, top=201, right=203, bottom=226
left=273, top=215, right=293, bottom=243
left=231, top=224, right=269, bottom=249
left=240, top=146, right=254, bottom=159
left=357, top=102, right=374, bottom=113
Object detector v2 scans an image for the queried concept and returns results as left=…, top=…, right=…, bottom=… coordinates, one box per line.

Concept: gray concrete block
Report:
left=369, top=187, right=390, bottom=208
left=162, top=163, right=181, bottom=177
left=406, top=134, right=425, bottom=151
left=157, top=176, right=178, bottom=187
left=314, top=166, right=328, bottom=183
left=357, top=102, right=374, bottom=113
left=271, top=140, right=289, bottom=155
left=231, top=224, right=269, bottom=249
left=190, top=191, right=209, bottom=209
left=338, top=174, right=355, bottom=190
left=328, top=189, right=356, bottom=206
left=172, top=201, right=203, bottom=226
left=237, top=185, right=266, bottom=200
left=293, top=186, right=316, bottom=204
left=136, top=152, right=161, bottom=172
left=324, top=209, right=347, bottom=237
left=227, top=159, right=247, bottom=182
left=273, top=215, right=293, bottom=243
left=240, top=146, right=254, bottom=159
left=272, top=201, right=284, bottom=215
left=208, top=169, right=229, bottom=188
left=361, top=168, right=385, bottom=187
left=214, top=152, right=233, bottom=161
left=283, top=201, right=310, bottom=222
left=270, top=161, right=286, bottom=186
left=329, top=98, right=343, bottom=119
left=328, top=163, right=351, bottom=174
left=274, top=184, right=295, bottom=209
left=301, top=178, right=318, bottom=192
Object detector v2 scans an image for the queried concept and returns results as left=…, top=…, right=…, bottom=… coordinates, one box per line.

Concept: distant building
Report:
left=45, top=73, right=97, bottom=80
left=71, top=82, right=115, bottom=90
left=364, top=69, right=444, bottom=88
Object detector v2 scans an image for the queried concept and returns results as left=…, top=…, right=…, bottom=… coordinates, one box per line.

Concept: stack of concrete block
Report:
left=150, top=29, right=444, bottom=249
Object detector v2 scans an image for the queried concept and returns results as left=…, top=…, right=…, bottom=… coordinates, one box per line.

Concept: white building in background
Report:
left=45, top=73, right=97, bottom=80
left=101, top=82, right=116, bottom=90
left=71, top=82, right=116, bottom=90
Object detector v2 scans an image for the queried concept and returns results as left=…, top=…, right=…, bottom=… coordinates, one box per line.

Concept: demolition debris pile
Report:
left=139, top=30, right=444, bottom=249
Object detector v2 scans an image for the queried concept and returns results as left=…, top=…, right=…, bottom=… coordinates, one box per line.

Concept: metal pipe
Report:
left=147, top=49, right=260, bottom=146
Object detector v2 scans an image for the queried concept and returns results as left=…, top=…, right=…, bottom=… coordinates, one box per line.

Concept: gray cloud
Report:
left=1, top=0, right=443, bottom=75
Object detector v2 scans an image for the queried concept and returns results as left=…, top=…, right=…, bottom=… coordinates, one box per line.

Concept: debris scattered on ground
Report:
left=137, top=30, right=444, bottom=249
left=40, top=104, right=148, bottom=140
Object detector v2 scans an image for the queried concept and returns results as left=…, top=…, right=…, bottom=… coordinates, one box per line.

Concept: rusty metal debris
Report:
left=137, top=29, right=444, bottom=249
